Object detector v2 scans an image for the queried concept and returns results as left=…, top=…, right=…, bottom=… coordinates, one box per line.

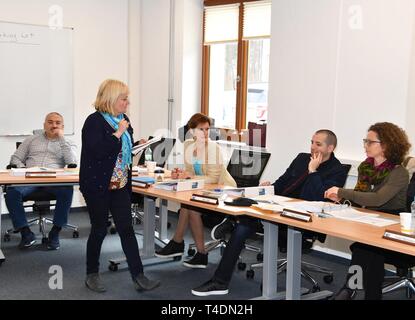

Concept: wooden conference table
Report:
left=130, top=183, right=415, bottom=300
left=0, top=172, right=79, bottom=266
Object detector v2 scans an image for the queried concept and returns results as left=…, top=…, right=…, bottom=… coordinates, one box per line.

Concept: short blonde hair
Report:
left=93, top=79, right=129, bottom=115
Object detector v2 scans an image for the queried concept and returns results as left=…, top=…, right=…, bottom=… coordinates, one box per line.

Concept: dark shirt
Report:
left=79, top=111, right=134, bottom=198
left=273, top=152, right=348, bottom=201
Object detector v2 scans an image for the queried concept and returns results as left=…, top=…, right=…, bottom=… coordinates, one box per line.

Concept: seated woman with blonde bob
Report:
left=325, top=122, right=413, bottom=300
left=155, top=113, right=236, bottom=268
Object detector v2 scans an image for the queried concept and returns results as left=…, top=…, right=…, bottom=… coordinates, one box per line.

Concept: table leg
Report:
left=158, top=199, right=169, bottom=244
left=0, top=186, right=5, bottom=266
left=261, top=221, right=279, bottom=299
left=286, top=227, right=302, bottom=300
left=142, top=196, right=156, bottom=258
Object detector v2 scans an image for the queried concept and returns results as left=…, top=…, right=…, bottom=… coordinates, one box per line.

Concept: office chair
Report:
left=382, top=171, right=415, bottom=298
left=245, top=163, right=352, bottom=293
left=187, top=149, right=271, bottom=257
left=108, top=137, right=176, bottom=234
left=3, top=141, right=79, bottom=244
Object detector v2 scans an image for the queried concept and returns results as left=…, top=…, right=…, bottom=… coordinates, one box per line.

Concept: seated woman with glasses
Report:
left=154, top=113, right=236, bottom=268
left=324, top=122, right=412, bottom=300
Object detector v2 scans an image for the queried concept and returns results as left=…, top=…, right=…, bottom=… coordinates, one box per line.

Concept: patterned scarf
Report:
left=354, top=157, right=395, bottom=192
left=100, top=112, right=132, bottom=168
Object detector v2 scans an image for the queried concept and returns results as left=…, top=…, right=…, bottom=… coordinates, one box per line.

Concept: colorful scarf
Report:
left=354, top=157, right=395, bottom=192
left=100, top=112, right=132, bottom=168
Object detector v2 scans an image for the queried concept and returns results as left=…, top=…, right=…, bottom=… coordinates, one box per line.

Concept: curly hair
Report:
left=368, top=122, right=411, bottom=165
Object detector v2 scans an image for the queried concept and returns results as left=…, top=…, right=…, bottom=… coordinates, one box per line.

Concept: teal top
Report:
left=192, top=157, right=203, bottom=176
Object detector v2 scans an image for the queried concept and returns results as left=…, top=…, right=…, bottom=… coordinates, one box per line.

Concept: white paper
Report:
left=351, top=215, right=399, bottom=227
left=132, top=136, right=162, bottom=155
left=252, top=203, right=284, bottom=212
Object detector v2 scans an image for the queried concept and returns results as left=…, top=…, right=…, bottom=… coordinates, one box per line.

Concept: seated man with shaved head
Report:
left=5, top=112, right=77, bottom=250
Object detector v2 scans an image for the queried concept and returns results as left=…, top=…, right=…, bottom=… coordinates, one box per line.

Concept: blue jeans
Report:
left=5, top=186, right=74, bottom=230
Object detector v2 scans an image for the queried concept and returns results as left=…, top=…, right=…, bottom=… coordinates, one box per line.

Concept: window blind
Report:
left=243, top=0, right=271, bottom=39
left=204, top=4, right=240, bottom=44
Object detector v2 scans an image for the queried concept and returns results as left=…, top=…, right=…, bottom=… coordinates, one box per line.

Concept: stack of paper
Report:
left=132, top=176, right=155, bottom=188
left=154, top=179, right=205, bottom=192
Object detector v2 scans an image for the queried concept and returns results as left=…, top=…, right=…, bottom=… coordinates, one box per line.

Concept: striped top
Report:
left=10, top=132, right=77, bottom=169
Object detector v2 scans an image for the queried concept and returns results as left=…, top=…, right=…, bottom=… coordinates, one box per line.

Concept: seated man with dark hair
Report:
left=192, top=129, right=348, bottom=296
left=5, top=112, right=77, bottom=250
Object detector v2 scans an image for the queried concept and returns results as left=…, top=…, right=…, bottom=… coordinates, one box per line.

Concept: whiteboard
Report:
left=0, top=21, right=74, bottom=136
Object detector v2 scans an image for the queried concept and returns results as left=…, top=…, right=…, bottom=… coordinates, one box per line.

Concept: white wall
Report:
left=265, top=0, right=415, bottom=258
left=138, top=0, right=202, bottom=141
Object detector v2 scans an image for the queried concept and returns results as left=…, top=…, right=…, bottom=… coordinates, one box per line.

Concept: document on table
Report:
left=287, top=201, right=398, bottom=227
left=132, top=136, right=162, bottom=155
left=217, top=203, right=263, bottom=214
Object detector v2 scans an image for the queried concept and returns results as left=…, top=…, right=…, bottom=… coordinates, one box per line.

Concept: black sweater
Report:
left=79, top=111, right=134, bottom=199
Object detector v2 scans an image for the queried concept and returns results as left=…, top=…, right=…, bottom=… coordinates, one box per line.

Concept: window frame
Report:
left=202, top=0, right=268, bottom=133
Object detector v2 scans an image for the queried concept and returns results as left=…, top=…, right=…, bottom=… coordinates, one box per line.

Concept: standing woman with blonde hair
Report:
left=80, top=79, right=160, bottom=293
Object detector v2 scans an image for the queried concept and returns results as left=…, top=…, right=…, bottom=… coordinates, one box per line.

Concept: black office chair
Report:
left=3, top=141, right=79, bottom=244
left=246, top=163, right=352, bottom=293
left=382, top=171, right=415, bottom=298
left=188, top=149, right=271, bottom=257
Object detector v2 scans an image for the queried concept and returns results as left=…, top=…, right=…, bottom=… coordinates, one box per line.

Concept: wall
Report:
left=138, top=0, right=202, bottom=143
left=265, top=0, right=415, bottom=258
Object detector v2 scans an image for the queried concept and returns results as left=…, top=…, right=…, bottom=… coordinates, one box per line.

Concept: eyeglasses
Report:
left=363, top=139, right=381, bottom=146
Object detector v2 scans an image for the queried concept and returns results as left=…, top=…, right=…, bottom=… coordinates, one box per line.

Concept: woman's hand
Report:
left=324, top=186, right=340, bottom=202
left=171, top=168, right=192, bottom=179
left=260, top=181, right=271, bottom=186
left=114, top=119, right=129, bottom=139
left=138, top=138, right=147, bottom=145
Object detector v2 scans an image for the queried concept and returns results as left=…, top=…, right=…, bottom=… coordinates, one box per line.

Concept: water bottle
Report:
left=411, top=196, right=415, bottom=214
left=144, top=147, right=153, bottom=162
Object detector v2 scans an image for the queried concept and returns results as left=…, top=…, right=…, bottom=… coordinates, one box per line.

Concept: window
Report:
left=202, top=0, right=271, bottom=131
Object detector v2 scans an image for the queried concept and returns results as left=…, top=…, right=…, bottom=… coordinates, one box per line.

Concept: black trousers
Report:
left=85, top=187, right=143, bottom=278
left=214, top=216, right=257, bottom=284
left=349, top=242, right=415, bottom=300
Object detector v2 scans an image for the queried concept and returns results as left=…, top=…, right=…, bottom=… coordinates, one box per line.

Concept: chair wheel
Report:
left=311, top=285, right=321, bottom=293
left=3, top=234, right=10, bottom=242
left=237, top=262, right=246, bottom=271
left=187, top=248, right=196, bottom=256
left=173, top=256, right=182, bottom=261
left=0, top=260, right=4, bottom=267
left=108, top=263, right=119, bottom=272
left=256, top=253, right=263, bottom=262
left=109, top=227, right=117, bottom=235
left=323, top=275, right=333, bottom=284
left=246, top=269, right=255, bottom=279
left=72, top=231, right=79, bottom=238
